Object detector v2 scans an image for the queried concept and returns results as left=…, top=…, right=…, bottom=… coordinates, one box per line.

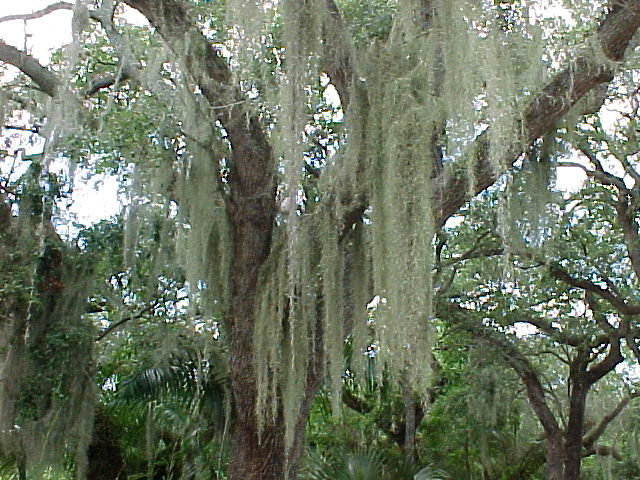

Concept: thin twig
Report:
left=94, top=302, right=156, bottom=342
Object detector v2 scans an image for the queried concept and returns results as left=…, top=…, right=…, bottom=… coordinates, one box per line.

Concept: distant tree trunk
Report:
left=87, top=411, right=127, bottom=480
left=544, top=434, right=565, bottom=480
left=0, top=170, right=95, bottom=476
left=563, top=382, right=588, bottom=480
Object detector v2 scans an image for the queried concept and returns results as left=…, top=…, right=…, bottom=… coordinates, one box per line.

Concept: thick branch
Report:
left=0, top=40, right=58, bottom=96
left=124, top=0, right=232, bottom=104
left=597, top=0, right=640, bottom=61
left=84, top=71, right=131, bottom=96
left=449, top=304, right=563, bottom=439
left=583, top=444, right=623, bottom=461
left=584, top=338, right=624, bottom=384
left=431, top=0, right=640, bottom=226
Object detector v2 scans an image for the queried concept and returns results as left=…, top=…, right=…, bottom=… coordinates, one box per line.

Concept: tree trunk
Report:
left=87, top=411, right=127, bottom=480
left=226, top=119, right=282, bottom=479
left=564, top=377, right=589, bottom=480
left=544, top=435, right=565, bottom=480
left=402, top=384, right=418, bottom=463
left=228, top=289, right=288, bottom=479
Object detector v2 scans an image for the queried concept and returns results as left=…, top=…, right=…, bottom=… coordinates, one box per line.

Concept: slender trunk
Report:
left=87, top=411, right=127, bottom=479
left=564, top=380, right=588, bottom=480
left=544, top=433, right=565, bottom=480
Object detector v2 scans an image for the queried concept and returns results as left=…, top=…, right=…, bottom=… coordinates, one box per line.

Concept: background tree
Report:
left=433, top=80, right=640, bottom=476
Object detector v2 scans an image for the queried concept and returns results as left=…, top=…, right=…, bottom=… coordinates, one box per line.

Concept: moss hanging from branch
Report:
left=242, top=0, right=552, bottom=454
left=116, top=0, right=586, bottom=466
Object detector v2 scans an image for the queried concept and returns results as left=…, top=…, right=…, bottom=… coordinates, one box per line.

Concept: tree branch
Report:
left=431, top=0, right=640, bottom=226
left=83, top=0, right=142, bottom=96
left=0, top=40, right=59, bottom=96
left=583, top=389, right=640, bottom=449
left=626, top=331, right=640, bottom=364
left=0, top=2, right=73, bottom=24
left=515, top=314, right=592, bottom=348
left=583, top=444, right=623, bottom=461
left=584, top=337, right=624, bottom=384
left=94, top=302, right=156, bottom=342
left=123, top=0, right=232, bottom=103
left=84, top=72, right=131, bottom=96
left=448, top=304, right=563, bottom=440
left=614, top=191, right=640, bottom=280
left=556, top=160, right=628, bottom=192
left=548, top=262, right=640, bottom=315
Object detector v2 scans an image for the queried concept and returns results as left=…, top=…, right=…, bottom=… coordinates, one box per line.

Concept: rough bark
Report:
left=225, top=109, right=279, bottom=479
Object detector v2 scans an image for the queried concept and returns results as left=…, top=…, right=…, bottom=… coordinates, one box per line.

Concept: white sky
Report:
left=1, top=1, right=122, bottom=227
left=0, top=1, right=73, bottom=62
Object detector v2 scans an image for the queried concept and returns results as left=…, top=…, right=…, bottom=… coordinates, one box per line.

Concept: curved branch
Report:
left=0, top=40, right=58, bottom=96
left=94, top=302, right=156, bottom=342
left=432, top=0, right=640, bottom=226
left=449, top=304, right=563, bottom=440
left=584, top=337, right=624, bottom=384
left=84, top=71, right=132, bottom=96
left=0, top=2, right=73, bottom=24
left=548, top=262, right=640, bottom=315
left=556, top=160, right=629, bottom=192
left=583, top=389, right=640, bottom=449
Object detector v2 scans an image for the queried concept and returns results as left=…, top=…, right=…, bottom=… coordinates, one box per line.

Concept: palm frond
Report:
left=303, top=449, right=384, bottom=480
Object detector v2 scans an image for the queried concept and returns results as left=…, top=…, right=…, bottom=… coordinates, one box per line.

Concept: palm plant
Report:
left=105, top=344, right=229, bottom=479
left=302, top=449, right=448, bottom=480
